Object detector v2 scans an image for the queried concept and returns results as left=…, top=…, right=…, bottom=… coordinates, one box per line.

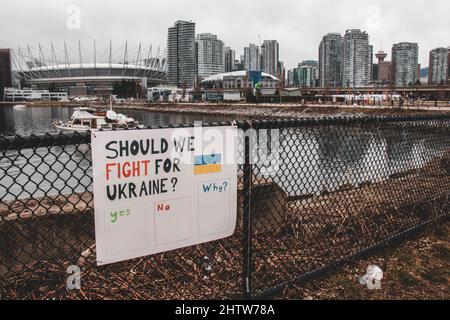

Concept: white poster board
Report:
left=91, top=126, right=237, bottom=265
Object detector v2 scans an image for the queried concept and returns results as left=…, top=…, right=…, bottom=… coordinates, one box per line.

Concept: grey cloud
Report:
left=0, top=0, right=449, bottom=69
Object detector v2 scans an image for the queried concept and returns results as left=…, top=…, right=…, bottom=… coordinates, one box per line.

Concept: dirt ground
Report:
left=275, top=221, right=450, bottom=300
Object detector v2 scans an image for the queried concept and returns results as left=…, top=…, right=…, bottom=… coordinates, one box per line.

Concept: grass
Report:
left=276, top=221, right=450, bottom=300
left=420, top=267, right=448, bottom=284
left=393, top=270, right=422, bottom=287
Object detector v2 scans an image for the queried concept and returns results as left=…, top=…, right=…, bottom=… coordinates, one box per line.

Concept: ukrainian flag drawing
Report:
left=194, top=154, right=222, bottom=175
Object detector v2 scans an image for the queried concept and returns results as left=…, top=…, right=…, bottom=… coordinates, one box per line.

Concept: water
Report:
left=259, top=126, right=448, bottom=197
left=0, top=105, right=231, bottom=136
left=0, top=104, right=448, bottom=201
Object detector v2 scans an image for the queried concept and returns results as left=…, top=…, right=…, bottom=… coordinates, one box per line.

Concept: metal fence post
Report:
left=242, top=129, right=252, bottom=299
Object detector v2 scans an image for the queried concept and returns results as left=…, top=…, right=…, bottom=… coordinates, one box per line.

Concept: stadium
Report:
left=11, top=42, right=167, bottom=97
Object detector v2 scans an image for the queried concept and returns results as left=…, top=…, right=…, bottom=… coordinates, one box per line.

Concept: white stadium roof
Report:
left=28, top=63, right=161, bottom=72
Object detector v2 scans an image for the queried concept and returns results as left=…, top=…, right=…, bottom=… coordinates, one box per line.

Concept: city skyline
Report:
left=0, top=0, right=449, bottom=71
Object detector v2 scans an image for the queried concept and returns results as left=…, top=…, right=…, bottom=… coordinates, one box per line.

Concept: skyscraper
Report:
left=277, top=61, right=285, bottom=86
left=448, top=47, right=450, bottom=83
left=292, top=61, right=319, bottom=87
left=428, top=47, right=448, bottom=85
left=167, top=20, right=196, bottom=88
left=287, top=69, right=294, bottom=86
left=319, top=33, right=342, bottom=88
left=342, top=29, right=370, bottom=88
left=196, top=33, right=225, bottom=79
left=0, top=49, right=12, bottom=101
left=261, top=40, right=279, bottom=76
left=375, top=50, right=392, bottom=84
left=368, top=45, right=373, bottom=84
left=224, top=47, right=235, bottom=73
left=234, top=56, right=244, bottom=71
left=392, top=42, right=419, bottom=86
left=244, top=44, right=261, bottom=71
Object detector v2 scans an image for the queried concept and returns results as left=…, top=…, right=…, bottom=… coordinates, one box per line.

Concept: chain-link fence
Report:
left=0, top=115, right=449, bottom=299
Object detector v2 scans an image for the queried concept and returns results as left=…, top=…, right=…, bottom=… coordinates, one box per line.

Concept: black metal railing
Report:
left=0, top=114, right=449, bottom=299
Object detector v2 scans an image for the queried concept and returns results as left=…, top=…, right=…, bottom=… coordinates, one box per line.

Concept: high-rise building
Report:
left=297, top=66, right=318, bottom=87
left=448, top=47, right=450, bottom=83
left=287, top=69, right=294, bottom=86
left=417, top=64, right=421, bottom=83
left=196, top=33, right=225, bottom=79
left=375, top=50, right=392, bottom=84
left=368, top=45, right=373, bottom=84
left=428, top=47, right=448, bottom=85
left=392, top=42, right=419, bottom=87
left=261, top=40, right=279, bottom=76
left=0, top=49, right=12, bottom=101
left=244, top=44, right=261, bottom=71
left=277, top=61, right=285, bottom=86
left=372, top=63, right=379, bottom=81
left=167, top=20, right=196, bottom=88
left=234, top=59, right=244, bottom=71
left=318, top=33, right=343, bottom=88
left=224, top=47, right=235, bottom=73
left=342, top=29, right=370, bottom=88
left=292, top=61, right=319, bottom=87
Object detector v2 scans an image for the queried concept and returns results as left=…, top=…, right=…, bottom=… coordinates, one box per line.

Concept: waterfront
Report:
left=0, top=104, right=232, bottom=136
left=0, top=103, right=448, bottom=201
left=1, top=102, right=449, bottom=137
left=0, top=114, right=447, bottom=201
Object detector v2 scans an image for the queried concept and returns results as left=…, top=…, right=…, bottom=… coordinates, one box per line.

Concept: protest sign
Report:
left=91, top=126, right=237, bottom=265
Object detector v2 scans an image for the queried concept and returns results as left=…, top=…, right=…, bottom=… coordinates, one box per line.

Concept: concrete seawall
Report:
left=2, top=101, right=448, bottom=120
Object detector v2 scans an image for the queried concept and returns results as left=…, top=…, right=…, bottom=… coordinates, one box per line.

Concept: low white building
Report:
left=201, top=70, right=279, bottom=89
left=147, top=87, right=192, bottom=102
left=223, top=91, right=242, bottom=101
left=3, top=88, right=68, bottom=102
left=200, top=71, right=280, bottom=101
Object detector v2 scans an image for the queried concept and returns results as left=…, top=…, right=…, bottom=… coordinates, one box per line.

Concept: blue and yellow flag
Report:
left=194, top=154, right=222, bottom=175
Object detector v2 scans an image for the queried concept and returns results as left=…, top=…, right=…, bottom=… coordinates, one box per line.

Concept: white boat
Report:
left=54, top=107, right=144, bottom=132
left=13, top=104, right=27, bottom=110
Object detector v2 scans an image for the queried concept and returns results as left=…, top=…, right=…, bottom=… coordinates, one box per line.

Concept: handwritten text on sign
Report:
left=92, top=126, right=237, bottom=266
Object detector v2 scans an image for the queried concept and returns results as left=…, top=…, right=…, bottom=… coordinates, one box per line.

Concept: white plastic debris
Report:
left=359, top=265, right=384, bottom=290
left=202, top=256, right=213, bottom=272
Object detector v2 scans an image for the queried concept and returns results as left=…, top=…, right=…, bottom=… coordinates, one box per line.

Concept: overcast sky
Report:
left=1, top=0, right=449, bottom=70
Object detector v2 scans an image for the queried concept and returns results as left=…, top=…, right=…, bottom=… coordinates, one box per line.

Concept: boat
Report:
left=13, top=104, right=27, bottom=110
left=54, top=104, right=144, bottom=132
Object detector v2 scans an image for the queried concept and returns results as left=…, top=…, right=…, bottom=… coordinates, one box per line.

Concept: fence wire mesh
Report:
left=0, top=115, right=449, bottom=299
left=245, top=116, right=450, bottom=297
